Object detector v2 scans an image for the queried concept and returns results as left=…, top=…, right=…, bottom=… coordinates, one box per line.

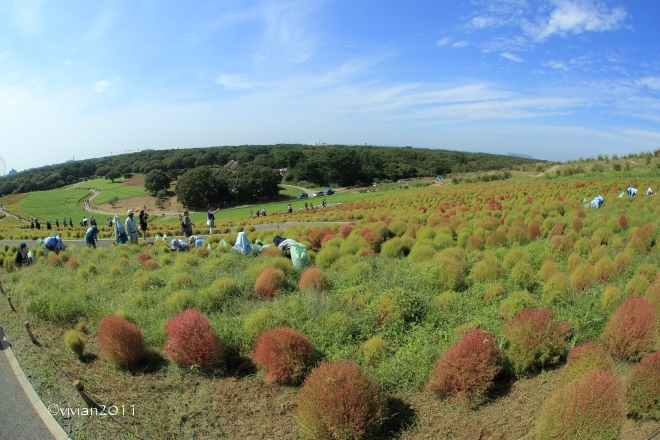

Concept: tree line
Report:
left=0, top=144, right=537, bottom=198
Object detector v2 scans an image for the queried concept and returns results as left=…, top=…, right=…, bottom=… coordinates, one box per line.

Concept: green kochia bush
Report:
left=502, top=308, right=571, bottom=376
left=625, top=351, right=660, bottom=420
left=559, top=342, right=615, bottom=385
left=535, top=370, right=626, bottom=440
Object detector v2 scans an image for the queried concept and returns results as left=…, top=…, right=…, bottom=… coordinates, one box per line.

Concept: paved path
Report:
left=0, top=328, right=69, bottom=440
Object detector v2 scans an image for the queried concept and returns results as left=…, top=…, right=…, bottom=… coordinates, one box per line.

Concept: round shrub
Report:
left=435, top=291, right=456, bottom=309
left=614, top=251, right=633, bottom=274
left=502, top=247, right=530, bottom=272
left=427, top=329, right=501, bottom=407
left=170, top=273, right=195, bottom=289
left=254, top=267, right=286, bottom=300
left=466, top=235, right=484, bottom=252
left=164, top=309, right=223, bottom=370
left=434, top=233, right=455, bottom=250
left=252, top=326, right=316, bottom=384
left=482, top=283, right=505, bottom=304
left=298, top=267, right=330, bottom=293
left=499, top=290, right=535, bottom=321
left=65, top=258, right=80, bottom=270
left=542, top=272, right=572, bottom=304
left=535, top=371, right=626, bottom=440
left=470, top=255, right=502, bottom=284
left=296, top=360, right=388, bottom=440
left=510, top=261, right=536, bottom=290
left=539, top=260, right=559, bottom=282
left=98, top=315, right=145, bottom=368
left=199, top=278, right=240, bottom=311
left=625, top=351, right=660, bottom=420
left=559, top=342, right=615, bottom=385
left=363, top=336, right=388, bottom=366
left=423, top=257, right=465, bottom=291
left=243, top=308, right=285, bottom=343
left=174, top=253, right=197, bottom=268
left=142, top=259, right=159, bottom=271
left=645, top=283, right=660, bottom=317
left=594, top=257, right=616, bottom=282
left=587, top=245, right=608, bottom=265
left=502, top=308, right=571, bottom=376
left=601, top=286, right=623, bottom=312
left=567, top=253, right=582, bottom=272
left=359, top=228, right=383, bottom=252
left=636, top=264, right=659, bottom=281
left=64, top=330, right=85, bottom=358
left=166, top=290, right=194, bottom=312
left=408, top=244, right=436, bottom=263
left=626, top=275, right=651, bottom=297
left=570, top=263, right=595, bottom=292
left=315, top=246, right=342, bottom=269
left=602, top=297, right=658, bottom=361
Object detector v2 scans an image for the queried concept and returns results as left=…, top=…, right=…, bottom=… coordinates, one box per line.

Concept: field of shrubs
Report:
left=1, top=173, right=660, bottom=439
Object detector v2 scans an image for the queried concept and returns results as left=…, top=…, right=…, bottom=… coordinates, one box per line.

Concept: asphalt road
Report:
left=0, top=328, right=57, bottom=440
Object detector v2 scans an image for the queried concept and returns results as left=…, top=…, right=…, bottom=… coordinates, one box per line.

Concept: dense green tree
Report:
left=144, top=170, right=171, bottom=195
left=230, top=165, right=281, bottom=202
left=105, top=169, right=121, bottom=183
left=175, top=166, right=232, bottom=208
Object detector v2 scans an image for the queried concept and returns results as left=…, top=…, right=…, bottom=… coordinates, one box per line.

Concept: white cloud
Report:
left=524, top=0, right=628, bottom=41
left=544, top=60, right=569, bottom=70
left=481, top=35, right=531, bottom=53
left=436, top=37, right=452, bottom=46
left=60, top=59, right=73, bottom=65
left=501, top=52, right=523, bottom=62
left=452, top=40, right=469, bottom=48
left=636, top=77, right=660, bottom=91
left=470, top=16, right=500, bottom=29
left=215, top=74, right=261, bottom=90
left=94, top=77, right=119, bottom=92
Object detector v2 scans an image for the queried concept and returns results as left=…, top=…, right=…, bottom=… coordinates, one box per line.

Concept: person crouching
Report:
left=85, top=225, right=99, bottom=248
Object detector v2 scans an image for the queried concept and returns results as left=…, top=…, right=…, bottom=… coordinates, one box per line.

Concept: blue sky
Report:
left=1, top=0, right=659, bottom=171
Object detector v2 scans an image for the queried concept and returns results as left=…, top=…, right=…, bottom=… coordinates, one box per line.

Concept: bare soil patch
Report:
left=123, top=175, right=145, bottom=187
left=97, top=195, right=185, bottom=217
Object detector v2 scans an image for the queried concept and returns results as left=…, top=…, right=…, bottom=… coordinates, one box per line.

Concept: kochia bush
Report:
left=559, top=342, right=615, bottom=385
left=252, top=326, right=316, bottom=384
left=164, top=308, right=224, bottom=370
left=602, top=297, right=658, bottom=361
left=535, top=371, right=626, bottom=440
left=502, top=308, right=571, bottom=376
left=98, top=315, right=146, bottom=368
left=625, top=351, right=660, bottom=420
left=298, top=267, right=330, bottom=293
left=296, top=360, right=388, bottom=440
left=427, top=329, right=501, bottom=407
left=254, top=267, right=286, bottom=300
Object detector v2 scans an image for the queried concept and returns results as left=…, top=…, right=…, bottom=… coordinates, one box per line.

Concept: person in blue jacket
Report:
left=44, top=235, right=65, bottom=253
left=85, top=226, right=99, bottom=248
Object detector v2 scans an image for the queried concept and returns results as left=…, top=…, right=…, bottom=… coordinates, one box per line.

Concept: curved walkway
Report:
left=0, top=327, right=69, bottom=439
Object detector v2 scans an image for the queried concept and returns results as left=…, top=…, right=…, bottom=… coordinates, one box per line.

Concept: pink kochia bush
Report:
left=164, top=309, right=224, bottom=370
left=254, top=267, right=286, bottom=300
left=252, top=326, right=316, bottom=384
left=298, top=267, right=330, bottom=293
left=296, top=360, right=388, bottom=439
left=601, top=297, right=658, bottom=361
left=427, top=329, right=501, bottom=407
left=535, top=370, right=627, bottom=440
left=625, top=351, right=660, bottom=420
left=98, top=315, right=146, bottom=368
left=502, top=308, right=571, bottom=376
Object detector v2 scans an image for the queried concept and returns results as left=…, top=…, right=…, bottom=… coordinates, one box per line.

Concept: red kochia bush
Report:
left=65, top=257, right=80, bottom=270
left=427, top=329, right=501, bottom=406
left=296, top=360, right=387, bottom=440
left=359, top=228, right=383, bottom=251
left=254, top=267, right=286, bottom=300
left=339, top=225, right=353, bottom=238
left=602, top=297, right=658, bottom=361
left=502, top=308, right=571, bottom=376
left=307, top=230, right=324, bottom=250
left=618, top=214, right=629, bottom=230
left=137, top=252, right=150, bottom=262
left=164, top=308, right=223, bottom=370
left=252, top=326, right=315, bottom=384
left=535, top=370, right=626, bottom=439
left=625, top=351, right=660, bottom=420
left=98, top=315, right=146, bottom=368
left=298, top=267, right=330, bottom=292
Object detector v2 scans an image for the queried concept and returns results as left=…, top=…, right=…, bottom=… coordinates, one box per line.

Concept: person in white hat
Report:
left=125, top=210, right=139, bottom=244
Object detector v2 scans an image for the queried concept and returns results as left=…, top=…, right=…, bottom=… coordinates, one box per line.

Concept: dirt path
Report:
left=281, top=184, right=316, bottom=196
left=0, top=206, right=29, bottom=223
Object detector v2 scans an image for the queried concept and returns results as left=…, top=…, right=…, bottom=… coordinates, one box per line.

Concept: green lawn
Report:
left=73, top=178, right=129, bottom=190
left=93, top=186, right=148, bottom=204
left=19, top=188, right=92, bottom=221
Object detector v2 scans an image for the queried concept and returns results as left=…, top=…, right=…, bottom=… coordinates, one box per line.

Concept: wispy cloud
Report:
left=452, top=40, right=469, bottom=48
left=636, top=77, right=660, bottom=91
left=7, top=0, right=44, bottom=35
left=501, top=52, right=523, bottom=62
left=436, top=37, right=453, bottom=46
left=94, top=77, right=119, bottom=92
left=60, top=59, right=73, bottom=66
left=215, top=74, right=261, bottom=90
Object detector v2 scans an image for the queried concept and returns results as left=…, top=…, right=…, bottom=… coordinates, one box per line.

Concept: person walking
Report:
left=207, top=205, right=219, bottom=235
left=139, top=209, right=149, bottom=242
left=179, top=211, right=193, bottom=238
left=63, top=217, right=67, bottom=227
left=46, top=220, right=52, bottom=230
left=85, top=225, right=99, bottom=248
left=35, top=219, right=41, bottom=229
left=69, top=218, right=73, bottom=228
left=125, top=210, right=139, bottom=244
left=55, top=219, right=59, bottom=228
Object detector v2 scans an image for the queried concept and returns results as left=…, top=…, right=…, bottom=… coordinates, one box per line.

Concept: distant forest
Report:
left=0, top=145, right=538, bottom=195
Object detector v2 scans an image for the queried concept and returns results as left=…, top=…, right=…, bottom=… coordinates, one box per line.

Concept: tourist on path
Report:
left=179, top=211, right=193, bottom=238
left=139, top=210, right=149, bottom=242
left=85, top=226, right=99, bottom=248
left=125, top=210, right=139, bottom=244
left=207, top=205, right=219, bottom=235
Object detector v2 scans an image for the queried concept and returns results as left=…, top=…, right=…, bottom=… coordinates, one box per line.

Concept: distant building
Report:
left=8, top=168, right=17, bottom=175
left=225, top=160, right=239, bottom=171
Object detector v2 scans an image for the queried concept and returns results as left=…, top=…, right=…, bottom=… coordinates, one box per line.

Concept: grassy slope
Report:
left=19, top=188, right=91, bottom=221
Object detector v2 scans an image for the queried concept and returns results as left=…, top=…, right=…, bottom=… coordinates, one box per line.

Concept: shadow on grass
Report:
left=224, top=348, right=256, bottom=377
left=489, top=369, right=515, bottom=402
left=80, top=353, right=98, bottom=364
left=376, top=397, right=417, bottom=439
left=129, top=350, right=168, bottom=374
